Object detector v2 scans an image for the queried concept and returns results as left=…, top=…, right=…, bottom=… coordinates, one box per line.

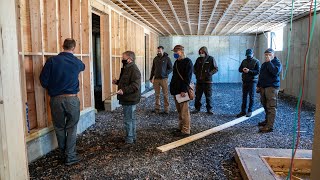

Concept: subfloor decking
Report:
left=29, top=84, right=315, bottom=179
left=235, top=148, right=312, bottom=180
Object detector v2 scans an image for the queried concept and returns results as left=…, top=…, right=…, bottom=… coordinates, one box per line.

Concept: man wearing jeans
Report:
left=40, top=38, right=85, bottom=166
left=150, top=46, right=173, bottom=114
left=257, top=48, right=282, bottom=133
left=113, top=51, right=141, bottom=144
left=236, top=49, right=260, bottom=118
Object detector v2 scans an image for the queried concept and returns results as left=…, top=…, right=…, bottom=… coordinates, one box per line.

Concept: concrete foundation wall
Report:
left=160, top=35, right=255, bottom=83
left=255, top=14, right=320, bottom=104
left=27, top=108, right=96, bottom=163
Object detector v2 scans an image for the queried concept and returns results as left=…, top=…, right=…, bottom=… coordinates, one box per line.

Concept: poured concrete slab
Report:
left=235, top=148, right=312, bottom=180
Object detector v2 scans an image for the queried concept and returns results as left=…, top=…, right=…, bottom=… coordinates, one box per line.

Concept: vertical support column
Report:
left=0, top=1, right=29, bottom=179
left=311, top=58, right=320, bottom=179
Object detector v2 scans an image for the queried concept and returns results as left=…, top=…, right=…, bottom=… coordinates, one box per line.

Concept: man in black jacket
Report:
left=113, top=51, right=141, bottom=144
left=150, top=46, right=173, bottom=114
left=193, top=46, right=218, bottom=114
left=236, top=49, right=260, bottom=118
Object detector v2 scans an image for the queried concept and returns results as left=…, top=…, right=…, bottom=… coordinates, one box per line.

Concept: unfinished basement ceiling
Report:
left=110, top=0, right=319, bottom=36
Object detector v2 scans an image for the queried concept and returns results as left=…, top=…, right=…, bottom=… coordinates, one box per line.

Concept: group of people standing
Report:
left=40, top=38, right=282, bottom=166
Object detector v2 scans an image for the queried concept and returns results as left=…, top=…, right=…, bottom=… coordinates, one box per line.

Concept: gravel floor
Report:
left=29, top=83, right=315, bottom=180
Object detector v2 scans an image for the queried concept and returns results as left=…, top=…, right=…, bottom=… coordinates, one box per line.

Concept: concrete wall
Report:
left=27, top=108, right=96, bottom=163
left=160, top=36, right=255, bottom=83
left=255, top=14, right=320, bottom=104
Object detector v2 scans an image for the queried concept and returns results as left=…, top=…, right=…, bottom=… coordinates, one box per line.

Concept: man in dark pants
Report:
left=236, top=49, right=260, bottom=118
left=113, top=51, right=141, bottom=144
left=257, top=48, right=282, bottom=133
left=149, top=46, right=173, bottom=114
left=40, top=38, right=85, bottom=166
left=193, top=46, right=218, bottom=114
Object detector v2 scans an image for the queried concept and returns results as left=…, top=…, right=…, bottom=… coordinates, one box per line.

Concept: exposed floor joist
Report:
left=112, top=0, right=316, bottom=35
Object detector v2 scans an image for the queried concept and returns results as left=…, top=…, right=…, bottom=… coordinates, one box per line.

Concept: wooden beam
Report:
left=218, top=0, right=254, bottom=35
left=115, top=0, right=165, bottom=36
left=59, top=0, right=72, bottom=43
left=234, top=0, right=287, bottom=34
left=0, top=0, right=29, bottom=179
left=211, top=0, right=236, bottom=35
left=225, top=0, right=269, bottom=35
left=133, top=0, right=172, bottom=35
left=197, top=0, right=203, bottom=35
left=149, top=0, right=179, bottom=35
left=183, top=0, right=192, bottom=35
left=311, top=48, right=320, bottom=179
left=167, top=0, right=186, bottom=35
left=204, top=0, right=220, bottom=35
left=157, top=108, right=264, bottom=152
left=30, top=0, right=47, bottom=128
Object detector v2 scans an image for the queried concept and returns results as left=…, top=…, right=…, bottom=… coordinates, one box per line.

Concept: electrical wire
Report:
left=282, top=0, right=295, bottom=80
left=287, top=0, right=317, bottom=179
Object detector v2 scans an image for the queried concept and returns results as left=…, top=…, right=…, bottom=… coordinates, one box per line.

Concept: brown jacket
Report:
left=117, top=62, right=141, bottom=105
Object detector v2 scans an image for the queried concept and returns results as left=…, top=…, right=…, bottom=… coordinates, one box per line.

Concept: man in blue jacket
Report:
left=40, top=38, right=85, bottom=165
left=257, top=48, right=282, bottom=133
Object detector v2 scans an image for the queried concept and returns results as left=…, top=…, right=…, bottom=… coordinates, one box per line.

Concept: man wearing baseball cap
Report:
left=236, top=49, right=260, bottom=118
left=257, top=48, right=282, bottom=133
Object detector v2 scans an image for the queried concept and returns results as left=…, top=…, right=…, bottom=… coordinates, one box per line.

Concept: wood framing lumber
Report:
left=157, top=108, right=264, bottom=152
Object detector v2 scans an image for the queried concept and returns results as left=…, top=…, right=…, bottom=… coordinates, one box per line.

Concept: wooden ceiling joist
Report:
left=218, top=0, right=255, bottom=35
left=211, top=0, right=237, bottom=35
left=204, top=0, right=220, bottom=35
left=133, top=0, right=172, bottom=35
left=183, top=0, right=192, bottom=35
left=225, top=0, right=269, bottom=35
left=110, top=0, right=316, bottom=36
left=167, top=0, right=186, bottom=35
left=197, top=0, right=203, bottom=35
left=148, top=0, right=179, bottom=35
left=115, top=0, right=165, bottom=36
left=235, top=0, right=288, bottom=34
left=250, top=1, right=320, bottom=33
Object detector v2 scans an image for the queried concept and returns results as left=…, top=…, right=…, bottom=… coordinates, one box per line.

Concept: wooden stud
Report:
left=59, top=0, right=72, bottom=43
left=204, top=0, right=220, bottom=35
left=30, top=0, right=47, bottom=128
left=0, top=0, right=29, bottom=178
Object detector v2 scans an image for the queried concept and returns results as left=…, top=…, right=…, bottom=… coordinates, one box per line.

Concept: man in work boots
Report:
left=236, top=49, right=260, bottom=118
left=193, top=46, right=218, bottom=114
left=113, top=51, right=141, bottom=145
left=257, top=48, right=282, bottom=133
left=40, top=38, right=85, bottom=166
left=150, top=46, right=173, bottom=114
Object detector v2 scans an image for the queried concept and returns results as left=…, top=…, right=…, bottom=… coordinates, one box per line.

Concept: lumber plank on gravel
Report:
left=157, top=107, right=264, bottom=152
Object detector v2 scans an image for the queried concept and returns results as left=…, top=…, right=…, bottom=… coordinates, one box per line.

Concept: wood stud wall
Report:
left=16, top=0, right=159, bottom=135
left=112, top=0, right=320, bottom=36
left=17, top=0, right=93, bottom=134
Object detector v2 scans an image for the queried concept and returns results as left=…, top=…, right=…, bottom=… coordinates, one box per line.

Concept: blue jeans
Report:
left=241, top=82, right=257, bottom=113
left=123, top=105, right=137, bottom=143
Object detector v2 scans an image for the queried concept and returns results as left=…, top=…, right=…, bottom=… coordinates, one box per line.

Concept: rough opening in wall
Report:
left=92, top=13, right=104, bottom=111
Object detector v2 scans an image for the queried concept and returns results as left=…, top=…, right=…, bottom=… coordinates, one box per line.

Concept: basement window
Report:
left=270, top=27, right=284, bottom=51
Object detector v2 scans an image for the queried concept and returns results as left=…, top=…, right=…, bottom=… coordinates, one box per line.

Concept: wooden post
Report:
left=311, top=58, right=320, bottom=179
left=0, top=0, right=29, bottom=179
